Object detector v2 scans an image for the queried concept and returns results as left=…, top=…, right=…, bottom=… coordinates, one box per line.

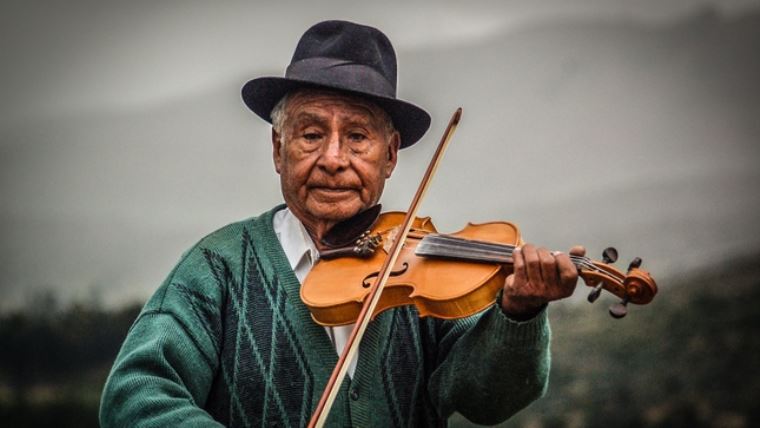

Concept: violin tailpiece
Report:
left=319, top=232, right=382, bottom=260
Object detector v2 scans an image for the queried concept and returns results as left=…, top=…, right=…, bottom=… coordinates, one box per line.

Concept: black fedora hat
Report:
left=242, top=20, right=431, bottom=148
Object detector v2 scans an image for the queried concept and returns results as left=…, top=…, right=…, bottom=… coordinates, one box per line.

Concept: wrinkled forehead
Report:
left=285, top=89, right=390, bottom=127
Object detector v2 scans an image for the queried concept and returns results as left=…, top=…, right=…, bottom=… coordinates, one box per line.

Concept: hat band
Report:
left=286, top=57, right=396, bottom=98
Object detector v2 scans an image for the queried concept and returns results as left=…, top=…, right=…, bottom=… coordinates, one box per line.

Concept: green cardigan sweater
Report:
left=100, top=206, right=551, bottom=427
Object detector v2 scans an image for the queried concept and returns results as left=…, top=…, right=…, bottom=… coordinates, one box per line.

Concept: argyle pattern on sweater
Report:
left=100, top=205, right=552, bottom=427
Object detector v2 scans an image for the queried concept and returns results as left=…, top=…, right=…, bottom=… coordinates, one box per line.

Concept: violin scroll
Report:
left=580, top=249, right=658, bottom=318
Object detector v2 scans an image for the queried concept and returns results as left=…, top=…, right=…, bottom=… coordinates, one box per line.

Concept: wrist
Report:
left=500, top=293, right=547, bottom=321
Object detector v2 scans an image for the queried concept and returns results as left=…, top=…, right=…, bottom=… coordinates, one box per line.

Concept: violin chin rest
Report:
left=321, top=204, right=382, bottom=248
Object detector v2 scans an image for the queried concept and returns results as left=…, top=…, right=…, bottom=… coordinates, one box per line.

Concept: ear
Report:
left=384, top=131, right=400, bottom=178
left=272, top=128, right=283, bottom=174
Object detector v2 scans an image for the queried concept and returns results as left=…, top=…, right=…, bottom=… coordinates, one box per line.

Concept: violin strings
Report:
left=416, top=235, right=514, bottom=263
left=421, top=234, right=516, bottom=255
left=418, top=234, right=619, bottom=279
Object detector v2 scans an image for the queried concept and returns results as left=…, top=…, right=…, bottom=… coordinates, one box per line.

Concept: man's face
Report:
left=272, top=90, right=400, bottom=239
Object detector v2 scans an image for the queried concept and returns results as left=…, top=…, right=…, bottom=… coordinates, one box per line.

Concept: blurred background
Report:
left=1, top=0, right=759, bottom=426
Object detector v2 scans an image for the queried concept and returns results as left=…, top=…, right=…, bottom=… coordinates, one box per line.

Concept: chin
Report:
left=308, top=201, right=364, bottom=222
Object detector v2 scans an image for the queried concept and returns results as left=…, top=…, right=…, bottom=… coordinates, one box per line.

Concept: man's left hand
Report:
left=501, top=244, right=586, bottom=319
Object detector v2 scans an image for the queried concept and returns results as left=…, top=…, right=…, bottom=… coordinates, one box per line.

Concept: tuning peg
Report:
left=587, top=284, right=603, bottom=303
left=609, top=297, right=629, bottom=319
left=602, top=247, right=618, bottom=264
left=627, top=257, right=642, bottom=272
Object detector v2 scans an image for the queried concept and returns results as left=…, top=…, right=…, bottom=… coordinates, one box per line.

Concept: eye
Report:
left=348, top=132, right=367, bottom=142
left=303, top=132, right=323, bottom=141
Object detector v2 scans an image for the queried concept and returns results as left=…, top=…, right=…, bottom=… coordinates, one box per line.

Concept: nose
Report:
left=316, top=131, right=349, bottom=174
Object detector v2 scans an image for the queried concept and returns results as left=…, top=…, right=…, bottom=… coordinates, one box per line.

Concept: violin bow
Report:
left=307, top=108, right=464, bottom=427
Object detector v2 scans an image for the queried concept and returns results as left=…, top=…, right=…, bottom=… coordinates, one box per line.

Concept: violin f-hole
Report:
left=362, top=262, right=409, bottom=288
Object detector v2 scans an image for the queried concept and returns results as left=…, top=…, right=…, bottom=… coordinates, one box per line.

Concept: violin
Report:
left=304, top=108, right=658, bottom=427
left=301, top=209, right=657, bottom=326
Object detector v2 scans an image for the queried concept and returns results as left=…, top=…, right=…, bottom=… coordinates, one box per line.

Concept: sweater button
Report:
left=350, top=387, right=360, bottom=401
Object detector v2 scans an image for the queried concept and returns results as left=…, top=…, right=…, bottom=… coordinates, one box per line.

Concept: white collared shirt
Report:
left=273, top=207, right=358, bottom=378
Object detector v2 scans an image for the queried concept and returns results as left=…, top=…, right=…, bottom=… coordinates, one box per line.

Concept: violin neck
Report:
left=416, top=234, right=586, bottom=270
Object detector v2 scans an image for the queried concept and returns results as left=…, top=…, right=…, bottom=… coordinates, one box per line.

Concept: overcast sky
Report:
left=3, top=0, right=758, bottom=126
left=2, top=0, right=759, bottom=309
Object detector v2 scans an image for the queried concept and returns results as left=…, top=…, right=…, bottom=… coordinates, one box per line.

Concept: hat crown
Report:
left=290, top=20, right=397, bottom=94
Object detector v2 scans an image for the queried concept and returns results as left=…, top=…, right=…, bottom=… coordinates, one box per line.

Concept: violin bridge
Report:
left=383, top=227, right=400, bottom=253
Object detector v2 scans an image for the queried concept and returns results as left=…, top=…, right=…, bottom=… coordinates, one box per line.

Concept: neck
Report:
left=288, top=212, right=337, bottom=252
left=288, top=205, right=383, bottom=251
left=303, top=225, right=334, bottom=252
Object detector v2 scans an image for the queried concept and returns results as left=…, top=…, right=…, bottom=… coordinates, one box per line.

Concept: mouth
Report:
left=310, top=186, right=358, bottom=196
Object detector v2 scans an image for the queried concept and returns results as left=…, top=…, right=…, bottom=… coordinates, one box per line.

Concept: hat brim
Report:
left=242, top=77, right=431, bottom=148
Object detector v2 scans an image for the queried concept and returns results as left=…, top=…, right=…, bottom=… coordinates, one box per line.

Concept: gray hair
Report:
left=270, top=89, right=396, bottom=139
left=270, top=92, right=292, bottom=136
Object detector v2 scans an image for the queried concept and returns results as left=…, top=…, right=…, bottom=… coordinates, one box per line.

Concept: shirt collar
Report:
left=273, top=207, right=320, bottom=272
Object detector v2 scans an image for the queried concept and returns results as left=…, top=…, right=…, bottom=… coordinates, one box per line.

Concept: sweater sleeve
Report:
left=427, top=304, right=551, bottom=425
left=100, top=245, right=227, bottom=428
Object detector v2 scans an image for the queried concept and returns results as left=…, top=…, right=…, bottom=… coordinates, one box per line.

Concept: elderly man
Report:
left=100, top=20, right=583, bottom=427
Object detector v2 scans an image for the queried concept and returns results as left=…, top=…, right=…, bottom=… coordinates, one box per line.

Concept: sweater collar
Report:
left=252, top=204, right=394, bottom=400
left=252, top=205, right=346, bottom=381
